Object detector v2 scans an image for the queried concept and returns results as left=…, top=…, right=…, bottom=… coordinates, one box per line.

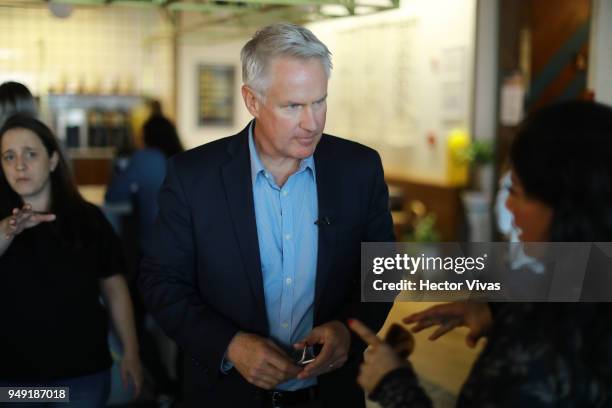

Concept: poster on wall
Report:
left=197, top=65, right=235, bottom=126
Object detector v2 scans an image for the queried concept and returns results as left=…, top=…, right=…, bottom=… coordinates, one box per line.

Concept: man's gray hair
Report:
left=241, top=23, right=332, bottom=97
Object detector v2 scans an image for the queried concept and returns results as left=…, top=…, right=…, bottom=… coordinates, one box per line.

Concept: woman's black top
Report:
left=371, top=303, right=612, bottom=407
left=0, top=203, right=125, bottom=381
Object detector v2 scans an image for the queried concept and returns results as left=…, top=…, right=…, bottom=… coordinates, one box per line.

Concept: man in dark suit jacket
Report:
left=140, top=23, right=394, bottom=408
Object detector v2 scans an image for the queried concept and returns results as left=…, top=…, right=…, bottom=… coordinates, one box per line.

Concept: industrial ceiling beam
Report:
left=207, top=0, right=351, bottom=6
left=34, top=0, right=396, bottom=17
left=41, top=0, right=373, bottom=8
left=46, top=0, right=109, bottom=6
left=167, top=1, right=256, bottom=12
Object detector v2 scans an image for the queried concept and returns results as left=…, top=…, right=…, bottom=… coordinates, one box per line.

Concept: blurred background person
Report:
left=494, top=169, right=545, bottom=274
left=105, top=99, right=184, bottom=256
left=105, top=99, right=184, bottom=403
left=0, top=114, right=142, bottom=407
left=142, top=100, right=184, bottom=159
left=0, top=81, right=37, bottom=126
left=350, top=101, right=612, bottom=407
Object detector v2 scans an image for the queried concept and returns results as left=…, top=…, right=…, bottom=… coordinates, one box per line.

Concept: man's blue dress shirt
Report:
left=248, top=124, right=319, bottom=391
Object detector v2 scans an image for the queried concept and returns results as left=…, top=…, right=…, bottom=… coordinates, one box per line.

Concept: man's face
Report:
left=244, top=56, right=328, bottom=162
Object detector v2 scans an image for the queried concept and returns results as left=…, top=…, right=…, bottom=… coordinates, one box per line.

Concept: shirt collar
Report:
left=247, top=121, right=316, bottom=186
left=248, top=121, right=266, bottom=186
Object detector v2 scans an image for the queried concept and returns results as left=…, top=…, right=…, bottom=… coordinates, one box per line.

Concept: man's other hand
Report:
left=294, top=320, right=350, bottom=380
left=227, top=332, right=301, bottom=390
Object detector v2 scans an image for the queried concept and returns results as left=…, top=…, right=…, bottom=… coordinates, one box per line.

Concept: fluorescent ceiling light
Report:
left=356, top=0, right=392, bottom=6
left=0, top=48, right=18, bottom=61
left=320, top=4, right=349, bottom=16
left=354, top=5, right=377, bottom=14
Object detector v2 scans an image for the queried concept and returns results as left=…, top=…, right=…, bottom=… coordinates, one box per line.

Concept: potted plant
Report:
left=467, top=139, right=495, bottom=195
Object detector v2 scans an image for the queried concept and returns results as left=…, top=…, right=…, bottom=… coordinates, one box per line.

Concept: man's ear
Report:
left=49, top=151, right=59, bottom=172
left=241, top=85, right=261, bottom=118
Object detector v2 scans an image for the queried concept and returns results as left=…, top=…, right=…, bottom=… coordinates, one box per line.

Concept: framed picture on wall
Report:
left=197, top=64, right=235, bottom=126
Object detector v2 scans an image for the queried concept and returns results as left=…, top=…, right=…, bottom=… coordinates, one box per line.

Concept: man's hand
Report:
left=403, top=301, right=492, bottom=348
left=349, top=319, right=406, bottom=395
left=1, top=204, right=56, bottom=239
left=227, top=332, right=301, bottom=390
left=294, top=321, right=350, bottom=380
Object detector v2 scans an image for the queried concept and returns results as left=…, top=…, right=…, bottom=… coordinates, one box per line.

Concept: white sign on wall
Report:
left=310, top=0, right=476, bottom=181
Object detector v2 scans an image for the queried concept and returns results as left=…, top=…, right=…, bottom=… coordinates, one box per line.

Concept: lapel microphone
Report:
left=314, top=216, right=332, bottom=226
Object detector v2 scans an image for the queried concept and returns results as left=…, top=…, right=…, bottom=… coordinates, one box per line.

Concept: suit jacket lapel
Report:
left=314, top=136, right=339, bottom=311
left=221, top=126, right=268, bottom=329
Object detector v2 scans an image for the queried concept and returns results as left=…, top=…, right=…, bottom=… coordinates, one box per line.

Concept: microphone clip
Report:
left=314, top=216, right=332, bottom=226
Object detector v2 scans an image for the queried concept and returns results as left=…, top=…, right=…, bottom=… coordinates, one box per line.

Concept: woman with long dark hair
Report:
left=350, top=101, right=612, bottom=407
left=0, top=115, right=142, bottom=407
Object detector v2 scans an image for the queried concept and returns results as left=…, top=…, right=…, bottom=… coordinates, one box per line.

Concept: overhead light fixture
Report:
left=320, top=4, right=350, bottom=17
left=354, top=5, right=377, bottom=14
left=355, top=0, right=393, bottom=6
left=49, top=1, right=74, bottom=18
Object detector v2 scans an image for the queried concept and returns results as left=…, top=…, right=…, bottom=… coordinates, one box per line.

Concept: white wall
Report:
left=589, top=0, right=612, bottom=106
left=0, top=7, right=173, bottom=108
left=309, top=0, right=477, bottom=182
left=176, top=0, right=478, bottom=184
left=177, top=38, right=251, bottom=149
left=472, top=0, right=498, bottom=142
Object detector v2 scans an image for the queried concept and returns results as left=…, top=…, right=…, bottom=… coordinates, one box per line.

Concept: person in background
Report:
left=105, top=99, right=184, bottom=256
left=106, top=99, right=184, bottom=402
left=142, top=100, right=184, bottom=159
left=0, top=81, right=37, bottom=126
left=0, top=114, right=142, bottom=407
left=494, top=169, right=545, bottom=273
left=350, top=101, right=612, bottom=407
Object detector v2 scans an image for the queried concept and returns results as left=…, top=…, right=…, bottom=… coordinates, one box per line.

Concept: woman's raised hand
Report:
left=1, top=204, right=56, bottom=239
left=403, top=302, right=493, bottom=348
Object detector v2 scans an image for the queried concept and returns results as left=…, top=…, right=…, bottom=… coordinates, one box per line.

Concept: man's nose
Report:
left=300, top=106, right=317, bottom=132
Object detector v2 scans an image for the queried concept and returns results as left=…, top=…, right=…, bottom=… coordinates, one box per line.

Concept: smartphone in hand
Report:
left=295, top=344, right=322, bottom=366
